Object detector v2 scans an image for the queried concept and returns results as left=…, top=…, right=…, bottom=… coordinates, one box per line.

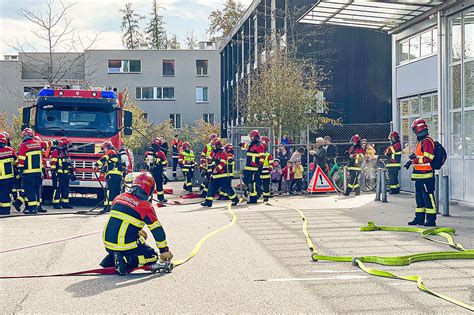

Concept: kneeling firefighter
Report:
left=384, top=131, right=402, bottom=194
left=51, top=137, right=74, bottom=209
left=96, top=142, right=123, bottom=213
left=100, top=172, right=173, bottom=275
left=178, top=142, right=196, bottom=193
left=201, top=138, right=239, bottom=207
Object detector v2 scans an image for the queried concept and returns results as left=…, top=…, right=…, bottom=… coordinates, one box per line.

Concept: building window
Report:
left=196, top=87, right=208, bottom=103
left=170, top=114, right=181, bottom=129
left=108, top=60, right=141, bottom=73
left=196, top=60, right=208, bottom=76
left=23, top=87, right=43, bottom=99
left=398, top=28, right=437, bottom=64
left=136, top=87, right=175, bottom=100
left=163, top=60, right=175, bottom=76
left=203, top=113, right=215, bottom=124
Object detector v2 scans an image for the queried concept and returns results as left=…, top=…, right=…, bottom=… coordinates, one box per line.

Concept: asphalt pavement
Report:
left=1, top=182, right=473, bottom=313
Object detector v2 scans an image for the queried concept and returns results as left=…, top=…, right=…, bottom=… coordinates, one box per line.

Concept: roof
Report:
left=298, top=0, right=444, bottom=32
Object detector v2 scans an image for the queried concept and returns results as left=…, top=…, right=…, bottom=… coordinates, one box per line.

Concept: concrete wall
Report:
left=0, top=61, right=28, bottom=117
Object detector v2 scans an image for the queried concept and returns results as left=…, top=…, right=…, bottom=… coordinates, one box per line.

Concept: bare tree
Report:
left=185, top=29, right=199, bottom=49
left=120, top=2, right=145, bottom=49
left=14, top=0, right=99, bottom=86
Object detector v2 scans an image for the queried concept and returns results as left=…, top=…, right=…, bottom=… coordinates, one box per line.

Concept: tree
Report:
left=14, top=0, right=99, bottom=85
left=120, top=2, right=145, bottom=49
left=185, top=29, right=199, bottom=49
left=167, top=34, right=181, bottom=49
left=207, top=0, right=245, bottom=42
left=145, top=0, right=167, bottom=49
left=0, top=110, right=23, bottom=148
left=239, top=50, right=338, bottom=139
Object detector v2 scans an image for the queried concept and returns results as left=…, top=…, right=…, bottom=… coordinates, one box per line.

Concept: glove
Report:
left=404, top=160, right=413, bottom=170
left=409, top=153, right=416, bottom=160
left=159, top=250, right=173, bottom=263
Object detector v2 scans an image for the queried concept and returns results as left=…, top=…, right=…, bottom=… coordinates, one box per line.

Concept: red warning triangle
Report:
left=307, top=165, right=336, bottom=193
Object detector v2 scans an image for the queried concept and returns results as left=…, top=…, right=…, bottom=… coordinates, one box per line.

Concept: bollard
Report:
left=442, top=175, right=450, bottom=217
left=435, top=173, right=440, bottom=214
left=343, top=166, right=348, bottom=194
left=381, top=169, right=388, bottom=203
left=375, top=168, right=381, bottom=201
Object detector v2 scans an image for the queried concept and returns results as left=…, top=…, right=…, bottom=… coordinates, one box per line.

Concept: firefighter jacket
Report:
left=200, top=143, right=213, bottom=167
left=385, top=141, right=402, bottom=169
left=171, top=139, right=183, bottom=158
left=241, top=140, right=265, bottom=171
left=178, top=150, right=196, bottom=169
left=17, top=138, right=43, bottom=175
left=209, top=149, right=229, bottom=179
left=96, top=149, right=123, bottom=176
left=261, top=152, right=274, bottom=179
left=50, top=147, right=72, bottom=174
left=103, top=193, right=168, bottom=252
left=412, top=136, right=435, bottom=180
left=347, top=145, right=365, bottom=171
left=0, top=145, right=17, bottom=180
left=144, top=147, right=168, bottom=171
left=227, top=150, right=235, bottom=176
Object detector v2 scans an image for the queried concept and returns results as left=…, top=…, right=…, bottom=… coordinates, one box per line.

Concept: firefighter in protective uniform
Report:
left=17, top=128, right=45, bottom=214
left=96, top=142, right=123, bottom=213
left=199, top=133, right=217, bottom=196
left=405, top=119, right=437, bottom=227
left=241, top=130, right=265, bottom=204
left=344, top=134, right=365, bottom=196
left=384, top=131, right=402, bottom=194
left=51, top=137, right=74, bottom=209
left=2, top=132, right=23, bottom=213
left=260, top=137, right=274, bottom=202
left=171, top=134, right=183, bottom=179
left=0, top=133, right=16, bottom=215
left=100, top=172, right=173, bottom=275
left=201, top=138, right=239, bottom=207
left=178, top=142, right=196, bottom=193
left=144, top=138, right=168, bottom=202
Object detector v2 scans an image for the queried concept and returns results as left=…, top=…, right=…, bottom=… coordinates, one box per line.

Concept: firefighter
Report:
left=0, top=133, right=16, bottom=215
left=2, top=132, right=23, bottom=213
left=199, top=133, right=217, bottom=196
left=96, top=142, right=123, bottom=213
left=241, top=130, right=265, bottom=204
left=384, top=131, right=402, bottom=194
left=99, top=172, right=173, bottom=275
left=178, top=141, right=196, bottom=193
left=144, top=138, right=168, bottom=203
left=260, top=137, right=274, bottom=202
left=224, top=143, right=235, bottom=178
left=17, top=128, right=44, bottom=214
left=171, top=134, right=183, bottom=179
left=344, top=134, right=365, bottom=196
left=405, top=119, right=437, bottom=226
left=51, top=137, right=74, bottom=209
left=34, top=135, right=52, bottom=213
left=119, top=139, right=133, bottom=175
left=201, top=138, right=239, bottom=207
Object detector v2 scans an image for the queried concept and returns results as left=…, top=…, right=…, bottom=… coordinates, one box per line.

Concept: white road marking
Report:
left=256, top=275, right=368, bottom=282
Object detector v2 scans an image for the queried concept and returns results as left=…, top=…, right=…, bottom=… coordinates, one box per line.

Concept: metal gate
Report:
left=228, top=126, right=272, bottom=172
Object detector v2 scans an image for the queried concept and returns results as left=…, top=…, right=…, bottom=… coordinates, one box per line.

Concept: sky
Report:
left=0, top=0, right=253, bottom=56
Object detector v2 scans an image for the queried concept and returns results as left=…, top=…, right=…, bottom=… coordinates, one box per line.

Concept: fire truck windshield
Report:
left=36, top=105, right=118, bottom=137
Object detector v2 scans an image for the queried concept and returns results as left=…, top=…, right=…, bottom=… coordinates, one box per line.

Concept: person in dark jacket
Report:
left=311, top=137, right=328, bottom=173
left=324, top=136, right=338, bottom=160
left=277, top=146, right=290, bottom=168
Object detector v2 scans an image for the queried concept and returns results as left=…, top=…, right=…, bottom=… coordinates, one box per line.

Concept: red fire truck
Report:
left=21, top=87, right=133, bottom=201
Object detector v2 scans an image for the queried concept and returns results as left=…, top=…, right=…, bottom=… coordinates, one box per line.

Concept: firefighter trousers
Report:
left=243, top=170, right=259, bottom=203
left=415, top=177, right=436, bottom=215
left=205, top=176, right=238, bottom=205
left=182, top=167, right=194, bottom=192
left=172, top=157, right=179, bottom=177
left=105, top=174, right=122, bottom=207
left=53, top=172, right=70, bottom=205
left=101, top=243, right=158, bottom=269
left=151, top=167, right=166, bottom=201
left=345, top=170, right=361, bottom=195
left=12, top=176, right=24, bottom=210
left=260, top=177, right=271, bottom=201
left=388, top=167, right=400, bottom=193
left=22, top=173, right=42, bottom=210
left=0, top=179, right=13, bottom=214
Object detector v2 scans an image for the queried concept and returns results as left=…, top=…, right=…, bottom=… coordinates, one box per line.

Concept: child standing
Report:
left=291, top=159, right=304, bottom=194
left=281, top=161, right=294, bottom=195
left=270, top=159, right=282, bottom=195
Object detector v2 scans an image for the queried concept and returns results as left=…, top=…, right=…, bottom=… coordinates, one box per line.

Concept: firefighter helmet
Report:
left=212, top=138, right=222, bottom=149
left=411, top=119, right=428, bottom=134
left=61, top=137, right=72, bottom=147
left=1, top=131, right=11, bottom=140
left=182, top=141, right=191, bottom=150
left=249, top=130, right=260, bottom=140
left=209, top=133, right=218, bottom=141
left=132, top=172, right=156, bottom=197
left=33, top=136, right=42, bottom=142
left=389, top=131, right=400, bottom=141
left=351, top=134, right=361, bottom=144
left=22, top=128, right=34, bottom=140
left=0, top=133, right=8, bottom=145
left=224, top=143, right=233, bottom=152
left=101, top=141, right=113, bottom=150
left=261, top=136, right=270, bottom=144
left=152, top=137, right=162, bottom=146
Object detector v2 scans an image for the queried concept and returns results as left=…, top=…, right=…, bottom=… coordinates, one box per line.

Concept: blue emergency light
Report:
left=100, top=91, right=117, bottom=99
left=38, top=89, right=54, bottom=97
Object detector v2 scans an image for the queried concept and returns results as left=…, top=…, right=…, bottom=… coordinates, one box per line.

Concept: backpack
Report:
left=423, top=139, right=447, bottom=170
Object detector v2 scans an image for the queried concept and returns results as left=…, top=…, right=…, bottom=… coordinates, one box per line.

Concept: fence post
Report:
left=306, top=124, right=310, bottom=183
left=381, top=169, right=388, bottom=203
left=375, top=168, right=381, bottom=201
left=343, top=166, right=348, bottom=194
left=442, top=175, right=450, bottom=217
left=435, top=172, right=440, bottom=214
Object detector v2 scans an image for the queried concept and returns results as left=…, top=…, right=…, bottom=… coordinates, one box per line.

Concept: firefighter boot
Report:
left=99, top=253, right=115, bottom=268
left=408, top=212, right=425, bottom=226
left=231, top=197, right=240, bottom=206
left=53, top=204, right=62, bottom=209
left=12, top=199, right=22, bottom=212
left=37, top=205, right=47, bottom=213
left=113, top=252, right=131, bottom=276
left=62, top=203, right=74, bottom=209
left=424, top=214, right=437, bottom=227
left=200, top=200, right=213, bottom=207
left=24, top=206, right=38, bottom=215
left=101, top=206, right=111, bottom=213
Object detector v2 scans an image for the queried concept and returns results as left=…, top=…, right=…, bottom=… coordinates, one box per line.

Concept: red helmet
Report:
left=1, top=131, right=11, bottom=140
left=211, top=138, right=222, bottom=149
left=249, top=130, right=260, bottom=139
left=209, top=133, right=218, bottom=141
left=261, top=136, right=270, bottom=144
left=411, top=119, right=428, bottom=134
left=33, top=136, right=42, bottom=142
left=0, top=133, right=8, bottom=145
left=101, top=141, right=113, bottom=150
left=389, top=131, right=400, bottom=141
left=22, top=128, right=34, bottom=139
left=224, top=143, right=233, bottom=152
left=182, top=141, right=190, bottom=150
left=351, top=134, right=361, bottom=144
left=60, top=137, right=72, bottom=147
left=152, top=137, right=162, bottom=146
left=132, top=172, right=156, bottom=197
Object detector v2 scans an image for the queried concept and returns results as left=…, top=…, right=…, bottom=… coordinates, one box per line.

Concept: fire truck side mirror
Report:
left=22, top=107, right=31, bottom=130
left=123, top=110, right=133, bottom=136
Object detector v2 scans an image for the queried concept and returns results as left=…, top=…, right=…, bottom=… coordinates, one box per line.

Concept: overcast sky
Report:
left=0, top=0, right=253, bottom=56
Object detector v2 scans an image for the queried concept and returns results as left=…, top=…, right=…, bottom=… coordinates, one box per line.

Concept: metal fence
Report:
left=228, top=126, right=272, bottom=171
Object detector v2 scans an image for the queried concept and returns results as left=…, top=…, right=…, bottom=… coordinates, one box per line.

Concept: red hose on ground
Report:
left=0, top=266, right=151, bottom=279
